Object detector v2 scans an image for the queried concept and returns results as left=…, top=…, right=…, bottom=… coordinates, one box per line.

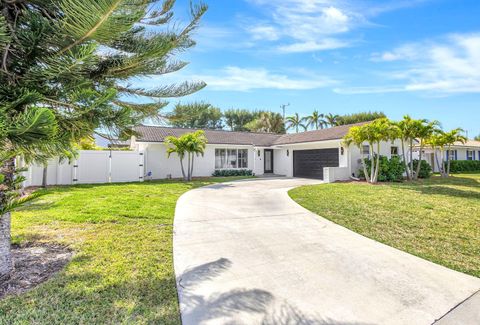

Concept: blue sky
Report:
left=145, top=0, right=480, bottom=137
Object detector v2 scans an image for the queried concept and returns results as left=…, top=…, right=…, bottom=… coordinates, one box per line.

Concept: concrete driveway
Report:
left=173, top=178, right=480, bottom=325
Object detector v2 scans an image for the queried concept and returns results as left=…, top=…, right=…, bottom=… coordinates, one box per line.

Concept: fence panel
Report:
left=110, top=151, right=145, bottom=183
left=75, top=151, right=110, bottom=184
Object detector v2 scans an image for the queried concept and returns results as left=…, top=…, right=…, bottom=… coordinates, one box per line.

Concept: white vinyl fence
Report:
left=23, top=150, right=145, bottom=187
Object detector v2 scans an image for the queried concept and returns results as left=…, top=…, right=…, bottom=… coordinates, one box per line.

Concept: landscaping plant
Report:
left=165, top=131, right=208, bottom=181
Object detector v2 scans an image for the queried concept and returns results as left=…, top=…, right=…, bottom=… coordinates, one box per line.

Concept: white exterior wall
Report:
left=143, top=143, right=257, bottom=179
left=349, top=139, right=405, bottom=177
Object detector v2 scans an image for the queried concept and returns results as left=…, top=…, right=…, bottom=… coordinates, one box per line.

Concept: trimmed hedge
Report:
left=359, top=155, right=405, bottom=182
left=449, top=160, right=480, bottom=173
left=212, top=169, right=253, bottom=177
left=413, top=159, right=432, bottom=179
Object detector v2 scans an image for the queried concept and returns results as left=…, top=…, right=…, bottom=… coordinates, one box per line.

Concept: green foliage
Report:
left=212, top=169, right=253, bottom=177
left=244, top=111, right=286, bottom=134
left=474, top=134, right=480, bottom=141
left=167, top=102, right=223, bottom=129
left=165, top=131, right=207, bottom=181
left=413, top=159, right=432, bottom=179
left=223, top=109, right=256, bottom=131
left=304, top=110, right=326, bottom=130
left=336, top=111, right=386, bottom=125
left=285, top=113, right=306, bottom=133
left=0, top=0, right=207, bottom=158
left=449, top=160, right=480, bottom=173
left=359, top=155, right=405, bottom=182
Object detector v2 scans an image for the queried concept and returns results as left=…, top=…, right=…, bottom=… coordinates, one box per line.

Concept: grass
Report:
left=0, top=177, right=251, bottom=325
left=289, top=173, right=480, bottom=278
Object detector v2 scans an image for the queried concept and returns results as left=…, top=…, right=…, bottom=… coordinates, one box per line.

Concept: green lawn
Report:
left=289, top=174, right=480, bottom=278
left=0, top=177, right=250, bottom=324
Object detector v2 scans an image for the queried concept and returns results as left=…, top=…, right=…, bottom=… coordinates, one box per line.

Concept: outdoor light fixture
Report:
left=257, top=150, right=260, bottom=157
left=341, top=147, right=345, bottom=155
left=287, top=149, right=289, bottom=157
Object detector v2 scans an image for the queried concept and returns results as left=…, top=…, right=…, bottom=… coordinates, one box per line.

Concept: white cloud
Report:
left=342, top=33, right=480, bottom=94
left=247, top=25, right=280, bottom=41
left=193, top=66, right=336, bottom=91
left=243, top=0, right=426, bottom=53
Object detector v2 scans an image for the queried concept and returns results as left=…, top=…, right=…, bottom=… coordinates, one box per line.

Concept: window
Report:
left=238, top=149, right=248, bottom=168
left=362, top=145, right=370, bottom=156
left=215, top=148, right=249, bottom=169
left=391, top=146, right=399, bottom=156
left=467, top=150, right=474, bottom=161
left=215, top=149, right=226, bottom=169
left=227, top=149, right=237, bottom=168
left=447, top=150, right=456, bottom=161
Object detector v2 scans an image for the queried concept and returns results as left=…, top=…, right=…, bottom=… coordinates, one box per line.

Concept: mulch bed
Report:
left=0, top=243, right=73, bottom=299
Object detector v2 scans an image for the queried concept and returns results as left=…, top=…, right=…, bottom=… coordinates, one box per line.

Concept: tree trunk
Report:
left=369, top=144, right=375, bottom=183
left=373, top=142, right=381, bottom=183
left=41, top=164, right=48, bottom=188
left=401, top=139, right=410, bottom=180
left=190, top=154, right=194, bottom=181
left=409, top=139, right=414, bottom=179
left=415, top=142, right=423, bottom=180
left=0, top=212, right=12, bottom=282
left=187, top=153, right=191, bottom=181
left=447, top=146, right=452, bottom=177
left=179, top=157, right=186, bottom=181
left=360, top=150, right=370, bottom=183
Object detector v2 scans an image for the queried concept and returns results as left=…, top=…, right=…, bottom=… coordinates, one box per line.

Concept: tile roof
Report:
left=454, top=140, right=480, bottom=148
left=134, top=122, right=366, bottom=147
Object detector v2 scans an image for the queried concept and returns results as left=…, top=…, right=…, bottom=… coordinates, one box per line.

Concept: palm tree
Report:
left=165, top=131, right=207, bottom=181
left=305, top=110, right=326, bottom=130
left=285, top=113, right=307, bottom=133
left=324, top=113, right=340, bottom=127
left=344, top=118, right=399, bottom=183
left=414, top=120, right=440, bottom=180
left=394, top=115, right=418, bottom=180
left=442, top=128, right=467, bottom=177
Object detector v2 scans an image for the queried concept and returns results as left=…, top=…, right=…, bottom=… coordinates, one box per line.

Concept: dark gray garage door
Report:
left=293, top=148, right=339, bottom=179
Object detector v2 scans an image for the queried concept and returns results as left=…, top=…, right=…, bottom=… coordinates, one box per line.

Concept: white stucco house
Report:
left=421, top=140, right=480, bottom=172
left=130, top=123, right=405, bottom=183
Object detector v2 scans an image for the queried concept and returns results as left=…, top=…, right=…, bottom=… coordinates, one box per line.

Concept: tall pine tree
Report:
left=0, top=0, right=207, bottom=280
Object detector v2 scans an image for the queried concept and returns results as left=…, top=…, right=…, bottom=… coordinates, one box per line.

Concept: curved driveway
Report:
left=173, top=178, right=480, bottom=325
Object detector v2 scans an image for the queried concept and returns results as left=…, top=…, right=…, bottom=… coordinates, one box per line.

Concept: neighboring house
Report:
left=422, top=140, right=480, bottom=172
left=130, top=123, right=405, bottom=182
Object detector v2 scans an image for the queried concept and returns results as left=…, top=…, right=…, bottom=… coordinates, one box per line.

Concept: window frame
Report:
left=466, top=150, right=474, bottom=161
left=390, top=146, right=399, bottom=157
left=215, top=148, right=249, bottom=169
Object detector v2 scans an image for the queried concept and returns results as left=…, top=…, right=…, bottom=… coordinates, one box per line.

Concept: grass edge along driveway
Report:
left=0, top=177, right=251, bottom=325
left=289, top=174, right=480, bottom=278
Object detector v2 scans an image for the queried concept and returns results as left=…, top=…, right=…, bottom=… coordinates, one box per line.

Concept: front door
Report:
left=264, top=149, right=273, bottom=173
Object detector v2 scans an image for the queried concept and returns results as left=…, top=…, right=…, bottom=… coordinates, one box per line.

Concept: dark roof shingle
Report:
left=134, top=122, right=367, bottom=146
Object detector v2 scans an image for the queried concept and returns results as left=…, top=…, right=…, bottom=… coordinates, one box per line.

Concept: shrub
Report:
left=359, top=155, right=405, bottom=182
left=413, top=159, right=432, bottom=179
left=212, top=169, right=253, bottom=177
left=449, top=160, right=480, bottom=173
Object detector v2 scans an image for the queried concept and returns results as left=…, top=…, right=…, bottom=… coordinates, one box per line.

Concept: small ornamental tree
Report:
left=344, top=118, right=399, bottom=183
left=165, top=131, right=207, bottom=181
